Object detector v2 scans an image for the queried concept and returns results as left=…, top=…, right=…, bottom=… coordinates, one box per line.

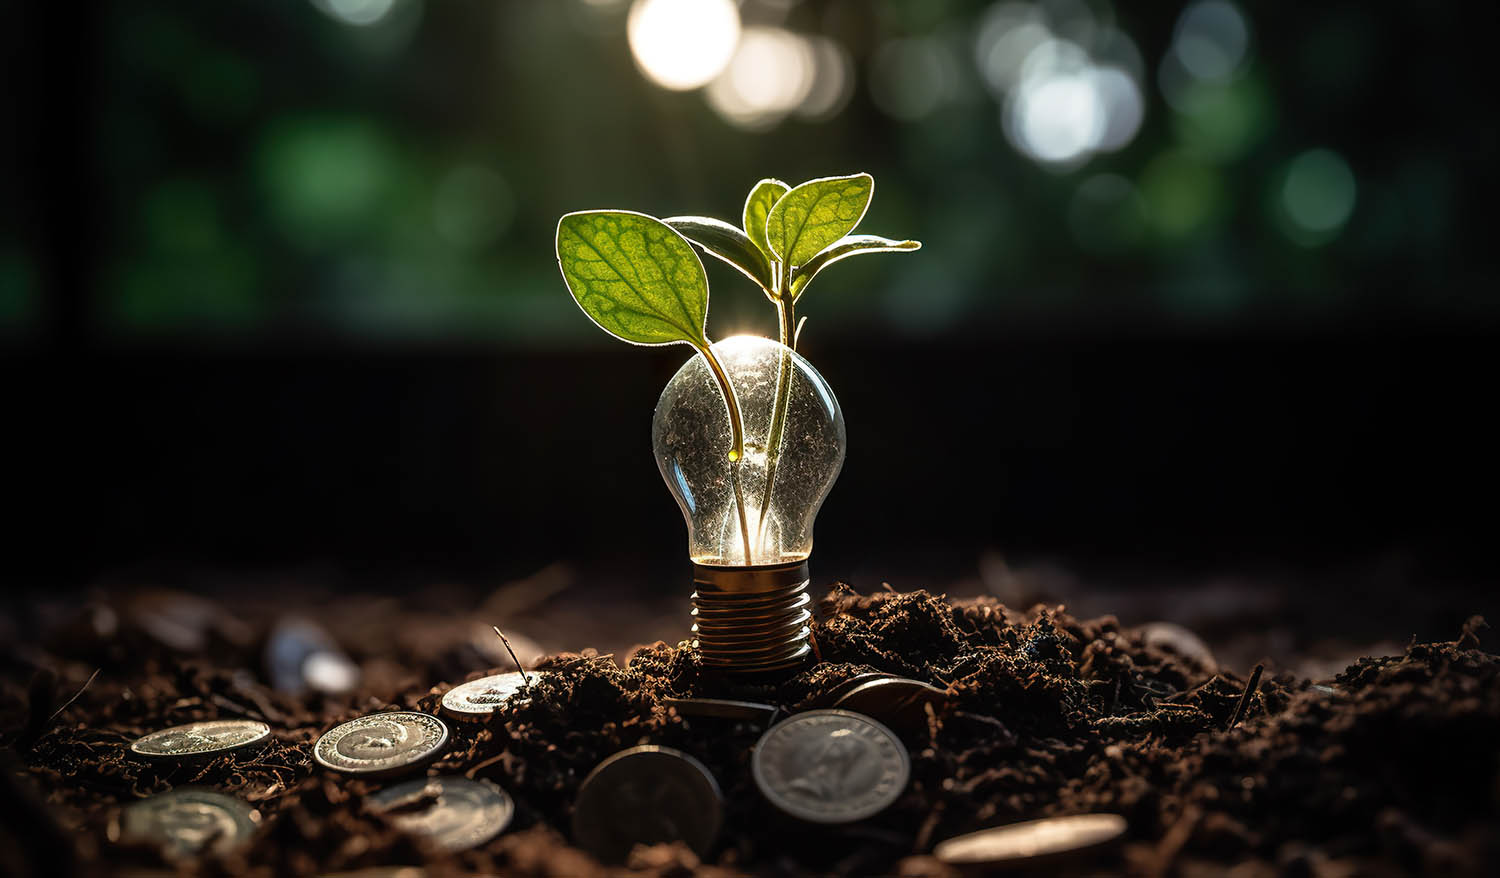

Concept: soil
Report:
left=1, top=582, right=1497, bottom=877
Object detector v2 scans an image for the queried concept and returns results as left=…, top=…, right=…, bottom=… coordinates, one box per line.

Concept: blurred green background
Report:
left=6, top=0, right=1498, bottom=591
left=6, top=0, right=1492, bottom=347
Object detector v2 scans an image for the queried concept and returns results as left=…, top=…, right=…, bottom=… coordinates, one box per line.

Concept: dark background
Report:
left=5, top=0, right=1497, bottom=601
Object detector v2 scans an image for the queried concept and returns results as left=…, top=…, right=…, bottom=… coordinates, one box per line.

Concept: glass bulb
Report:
left=653, top=335, right=846, bottom=674
left=653, top=335, right=846, bottom=568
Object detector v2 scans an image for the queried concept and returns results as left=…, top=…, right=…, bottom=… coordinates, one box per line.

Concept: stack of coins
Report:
left=691, top=560, right=812, bottom=673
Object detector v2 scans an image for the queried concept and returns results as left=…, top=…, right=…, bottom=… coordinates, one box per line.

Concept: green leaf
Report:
left=766, top=173, right=873, bottom=269
left=665, top=216, right=774, bottom=294
left=742, top=178, right=789, bottom=260
left=789, top=234, right=922, bottom=299
left=555, top=210, right=710, bottom=348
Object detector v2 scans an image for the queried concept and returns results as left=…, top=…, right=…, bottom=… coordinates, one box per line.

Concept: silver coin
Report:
left=314, top=712, right=448, bottom=776
left=440, top=672, right=539, bottom=719
left=752, top=709, right=909, bottom=824
left=367, top=776, right=514, bottom=853
left=571, top=745, right=722, bottom=865
left=932, top=813, right=1127, bottom=866
left=110, top=788, right=260, bottom=860
left=129, top=719, right=272, bottom=760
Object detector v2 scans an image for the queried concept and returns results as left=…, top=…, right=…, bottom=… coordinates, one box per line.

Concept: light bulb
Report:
left=652, top=335, right=846, bottom=673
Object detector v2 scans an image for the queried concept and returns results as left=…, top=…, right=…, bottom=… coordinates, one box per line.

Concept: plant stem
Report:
left=755, top=294, right=796, bottom=556
left=697, top=341, right=754, bottom=566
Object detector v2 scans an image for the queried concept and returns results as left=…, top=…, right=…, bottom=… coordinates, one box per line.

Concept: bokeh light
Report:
left=1172, top=1, right=1249, bottom=81
left=1003, top=39, right=1144, bottom=167
left=310, top=0, right=397, bottom=27
left=975, top=4, right=1051, bottom=97
left=1277, top=148, right=1357, bottom=246
left=1159, top=0, right=1251, bottom=111
left=1140, top=150, right=1226, bottom=239
left=705, top=27, right=815, bottom=131
left=1006, top=55, right=1103, bottom=164
left=15, top=0, right=1485, bottom=341
left=258, top=118, right=400, bottom=249
left=1169, top=73, right=1272, bottom=162
left=796, top=37, right=856, bottom=121
left=978, top=3, right=1146, bottom=168
left=626, top=0, right=740, bottom=91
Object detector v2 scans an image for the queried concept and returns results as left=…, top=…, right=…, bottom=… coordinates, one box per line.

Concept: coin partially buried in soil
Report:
left=440, top=671, right=540, bottom=720
left=815, top=672, right=898, bottom=707
left=110, top=788, right=260, bottom=860
left=661, top=697, right=778, bottom=724
left=932, top=813, right=1127, bottom=868
left=832, top=677, right=951, bottom=740
left=367, top=776, right=515, bottom=853
left=129, top=719, right=272, bottom=761
left=752, top=709, right=909, bottom=824
left=571, top=745, right=723, bottom=864
left=314, top=712, right=449, bottom=776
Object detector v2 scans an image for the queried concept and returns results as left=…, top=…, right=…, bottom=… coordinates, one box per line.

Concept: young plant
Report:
left=555, top=210, right=756, bottom=563
left=668, top=174, right=920, bottom=554
left=555, top=174, right=920, bottom=565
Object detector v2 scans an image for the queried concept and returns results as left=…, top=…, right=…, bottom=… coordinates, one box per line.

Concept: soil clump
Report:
left=2, top=587, right=1496, bottom=876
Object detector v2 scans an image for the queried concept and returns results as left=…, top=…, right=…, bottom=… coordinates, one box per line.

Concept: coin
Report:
left=661, top=697, right=778, bottom=723
left=314, top=712, right=449, bottom=776
left=129, top=720, right=272, bottom=761
left=367, top=776, right=514, bottom=853
left=932, top=813, right=1127, bottom=866
left=110, top=788, right=260, bottom=860
left=440, top=672, right=538, bottom=720
left=816, top=672, right=898, bottom=707
left=752, top=709, right=909, bottom=823
left=832, top=677, right=950, bottom=740
left=571, top=745, right=722, bottom=864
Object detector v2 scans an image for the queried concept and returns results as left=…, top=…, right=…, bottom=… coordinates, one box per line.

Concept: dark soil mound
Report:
left=2, top=586, right=1496, bottom=876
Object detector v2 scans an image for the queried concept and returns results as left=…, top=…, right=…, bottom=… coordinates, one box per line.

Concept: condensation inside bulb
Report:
left=653, top=335, right=846, bottom=567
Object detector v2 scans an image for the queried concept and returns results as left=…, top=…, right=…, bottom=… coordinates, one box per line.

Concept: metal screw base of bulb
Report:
left=690, top=560, right=812, bottom=674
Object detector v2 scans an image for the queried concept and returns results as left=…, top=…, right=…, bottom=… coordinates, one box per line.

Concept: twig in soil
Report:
left=466, top=750, right=509, bottom=779
left=1225, top=663, right=1264, bottom=730
left=492, top=625, right=532, bottom=692
left=45, top=668, right=100, bottom=726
